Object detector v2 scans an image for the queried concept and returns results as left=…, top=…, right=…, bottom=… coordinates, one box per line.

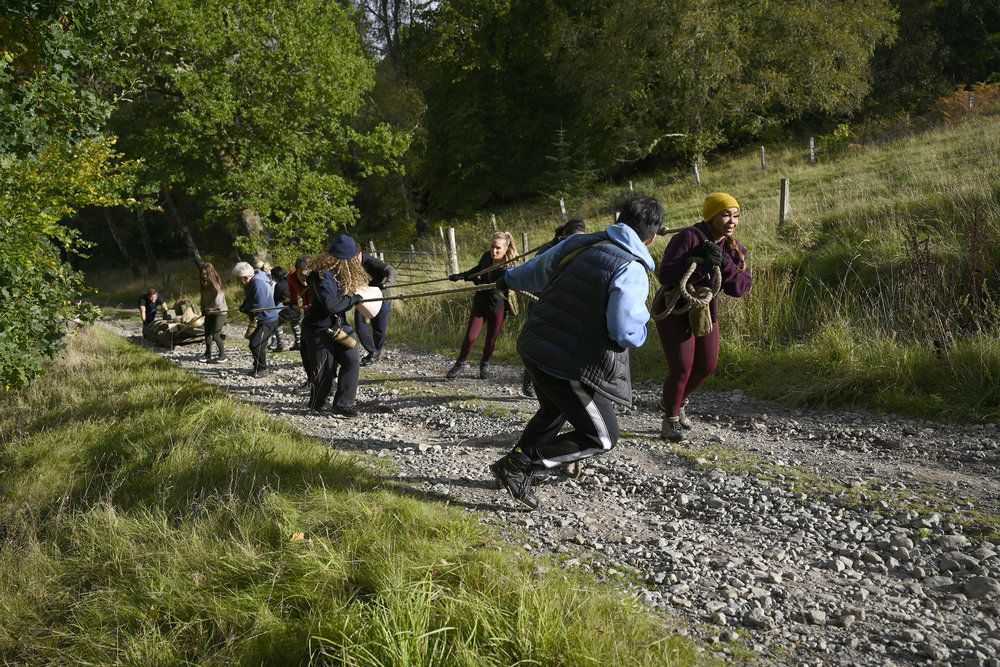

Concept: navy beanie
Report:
left=328, top=233, right=358, bottom=259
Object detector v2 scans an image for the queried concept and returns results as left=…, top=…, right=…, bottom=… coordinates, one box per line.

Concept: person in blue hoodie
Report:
left=235, top=261, right=279, bottom=378
left=488, top=195, right=663, bottom=510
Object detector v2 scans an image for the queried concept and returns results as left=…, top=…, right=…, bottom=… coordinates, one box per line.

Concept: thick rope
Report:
left=649, top=262, right=721, bottom=322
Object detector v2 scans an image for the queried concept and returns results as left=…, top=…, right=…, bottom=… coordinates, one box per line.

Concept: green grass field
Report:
left=0, top=326, right=706, bottom=665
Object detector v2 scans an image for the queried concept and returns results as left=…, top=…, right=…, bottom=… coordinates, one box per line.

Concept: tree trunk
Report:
left=136, top=210, right=159, bottom=276
left=240, top=208, right=270, bottom=267
left=161, top=188, right=204, bottom=268
left=104, top=208, right=141, bottom=278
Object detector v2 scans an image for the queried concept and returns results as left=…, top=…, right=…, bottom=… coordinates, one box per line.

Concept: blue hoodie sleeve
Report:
left=503, top=237, right=569, bottom=292
left=606, top=261, right=650, bottom=349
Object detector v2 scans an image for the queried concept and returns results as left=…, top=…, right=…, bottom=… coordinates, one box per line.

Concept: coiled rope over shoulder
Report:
left=649, top=262, right=721, bottom=331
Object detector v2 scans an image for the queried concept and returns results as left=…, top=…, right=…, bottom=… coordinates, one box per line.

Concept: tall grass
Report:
left=386, top=118, right=1000, bottom=421
left=0, top=327, right=705, bottom=665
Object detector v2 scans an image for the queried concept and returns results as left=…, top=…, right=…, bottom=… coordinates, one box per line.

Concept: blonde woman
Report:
left=303, top=234, right=370, bottom=418
left=446, top=231, right=517, bottom=379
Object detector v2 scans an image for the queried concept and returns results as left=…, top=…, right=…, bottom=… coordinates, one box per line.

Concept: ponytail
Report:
left=491, top=231, right=518, bottom=264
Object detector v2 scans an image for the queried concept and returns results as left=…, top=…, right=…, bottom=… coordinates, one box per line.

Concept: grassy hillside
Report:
left=87, top=118, right=1000, bottom=421
left=393, top=118, right=1000, bottom=422
left=0, top=326, right=705, bottom=665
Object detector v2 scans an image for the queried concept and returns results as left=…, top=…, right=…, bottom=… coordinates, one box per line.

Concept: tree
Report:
left=118, top=0, right=409, bottom=263
left=549, top=0, right=898, bottom=164
left=0, top=1, right=141, bottom=391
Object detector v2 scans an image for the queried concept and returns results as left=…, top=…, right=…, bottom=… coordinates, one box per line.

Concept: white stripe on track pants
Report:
left=516, top=361, right=620, bottom=469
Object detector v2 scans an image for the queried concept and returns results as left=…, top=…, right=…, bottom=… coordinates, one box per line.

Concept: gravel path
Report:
left=103, top=317, right=1000, bottom=666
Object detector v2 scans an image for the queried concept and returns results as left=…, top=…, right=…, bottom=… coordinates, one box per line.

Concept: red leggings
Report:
left=458, top=307, right=506, bottom=363
left=656, top=315, right=720, bottom=416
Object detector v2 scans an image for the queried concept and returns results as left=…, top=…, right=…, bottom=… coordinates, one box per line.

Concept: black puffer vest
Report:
left=517, top=231, right=642, bottom=405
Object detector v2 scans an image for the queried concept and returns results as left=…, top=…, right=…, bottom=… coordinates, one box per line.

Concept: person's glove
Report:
left=494, top=272, right=508, bottom=292
left=449, top=273, right=462, bottom=282
left=701, top=241, right=727, bottom=269
left=349, top=294, right=364, bottom=307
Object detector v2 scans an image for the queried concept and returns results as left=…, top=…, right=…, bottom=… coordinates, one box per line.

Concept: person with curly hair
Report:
left=303, top=234, right=370, bottom=418
left=445, top=231, right=517, bottom=380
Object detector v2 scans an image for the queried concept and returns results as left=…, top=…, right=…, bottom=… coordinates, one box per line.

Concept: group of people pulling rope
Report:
left=139, top=192, right=750, bottom=509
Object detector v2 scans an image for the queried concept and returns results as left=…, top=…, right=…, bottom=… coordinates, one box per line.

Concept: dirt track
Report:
left=104, top=315, right=1000, bottom=666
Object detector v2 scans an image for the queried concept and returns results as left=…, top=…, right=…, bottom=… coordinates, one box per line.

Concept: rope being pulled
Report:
left=649, top=261, right=721, bottom=336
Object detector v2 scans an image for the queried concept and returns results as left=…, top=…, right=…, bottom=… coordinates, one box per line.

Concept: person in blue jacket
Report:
left=234, top=261, right=279, bottom=378
left=488, top=195, right=663, bottom=510
left=303, top=234, right=368, bottom=418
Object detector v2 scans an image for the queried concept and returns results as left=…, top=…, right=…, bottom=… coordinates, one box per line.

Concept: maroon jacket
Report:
left=657, top=222, right=751, bottom=321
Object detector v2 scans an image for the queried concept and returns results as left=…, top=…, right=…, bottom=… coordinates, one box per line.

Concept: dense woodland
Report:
left=2, top=0, right=999, bottom=390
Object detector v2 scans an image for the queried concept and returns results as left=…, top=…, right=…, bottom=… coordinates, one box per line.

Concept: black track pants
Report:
left=248, top=319, right=279, bottom=371
left=516, top=362, right=620, bottom=468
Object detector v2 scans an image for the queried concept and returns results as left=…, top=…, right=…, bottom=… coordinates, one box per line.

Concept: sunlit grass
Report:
left=385, top=118, right=1000, bottom=421
left=0, top=327, right=706, bottom=665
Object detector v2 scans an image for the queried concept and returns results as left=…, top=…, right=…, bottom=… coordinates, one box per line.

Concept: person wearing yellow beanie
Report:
left=654, top=192, right=752, bottom=443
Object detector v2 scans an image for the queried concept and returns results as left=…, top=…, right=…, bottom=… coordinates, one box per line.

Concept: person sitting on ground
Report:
left=269, top=266, right=292, bottom=352
left=199, top=262, right=228, bottom=363
left=445, top=231, right=518, bottom=380
left=303, top=234, right=369, bottom=418
left=138, top=287, right=165, bottom=326
left=234, top=261, right=279, bottom=379
left=355, top=248, right=397, bottom=367
left=488, top=195, right=662, bottom=510
left=520, top=218, right=587, bottom=398
left=655, top=192, right=751, bottom=442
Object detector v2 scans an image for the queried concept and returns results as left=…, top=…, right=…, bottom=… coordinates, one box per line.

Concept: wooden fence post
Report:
left=693, top=162, right=702, bottom=187
left=809, top=137, right=815, bottom=165
left=521, top=231, right=528, bottom=258
left=759, top=146, right=766, bottom=171
left=559, top=197, right=567, bottom=220
left=779, top=178, right=790, bottom=227
left=491, top=213, right=498, bottom=232
left=628, top=180, right=634, bottom=192
left=369, top=240, right=377, bottom=255
left=969, top=93, right=975, bottom=121
left=446, top=227, right=459, bottom=275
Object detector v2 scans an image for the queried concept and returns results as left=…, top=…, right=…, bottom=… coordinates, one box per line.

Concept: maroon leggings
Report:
left=458, top=307, right=506, bottom=363
left=656, top=315, right=720, bottom=416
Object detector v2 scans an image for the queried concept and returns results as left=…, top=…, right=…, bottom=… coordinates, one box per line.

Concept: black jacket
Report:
left=459, top=251, right=510, bottom=314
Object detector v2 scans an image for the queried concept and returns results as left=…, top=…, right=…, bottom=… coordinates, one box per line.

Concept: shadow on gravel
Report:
left=385, top=480, right=515, bottom=513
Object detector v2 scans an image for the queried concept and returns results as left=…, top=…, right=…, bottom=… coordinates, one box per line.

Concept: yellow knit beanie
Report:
left=702, top=192, right=740, bottom=223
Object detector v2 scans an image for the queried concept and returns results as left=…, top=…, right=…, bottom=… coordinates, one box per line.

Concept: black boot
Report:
left=446, top=361, right=465, bottom=379
left=479, top=361, right=490, bottom=379
left=361, top=349, right=381, bottom=367
left=490, top=449, right=539, bottom=510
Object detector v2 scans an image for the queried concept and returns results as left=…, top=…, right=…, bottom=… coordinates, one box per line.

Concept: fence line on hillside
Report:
left=372, top=124, right=998, bottom=283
